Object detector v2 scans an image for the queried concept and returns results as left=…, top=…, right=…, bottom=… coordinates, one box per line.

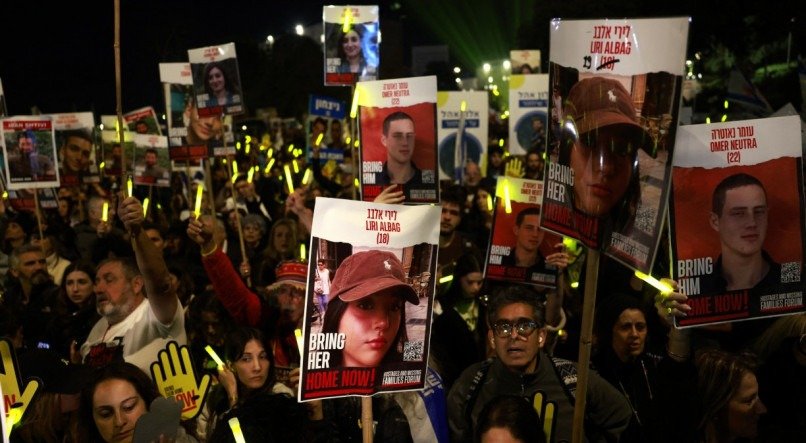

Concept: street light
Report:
left=295, top=24, right=304, bottom=36
left=266, top=35, right=274, bottom=45
left=482, top=63, right=491, bottom=74
left=503, top=60, right=511, bottom=71
left=453, top=66, right=461, bottom=74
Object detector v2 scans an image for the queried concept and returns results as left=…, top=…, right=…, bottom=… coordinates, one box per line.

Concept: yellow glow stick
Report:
left=354, top=177, right=360, bottom=188
left=315, top=133, right=324, bottom=147
left=228, top=417, right=246, bottom=443
left=205, top=345, right=225, bottom=370
left=287, top=143, right=295, bottom=153
left=460, top=100, right=467, bottom=112
left=634, top=271, right=673, bottom=294
left=292, top=159, right=299, bottom=174
left=247, top=168, right=255, bottom=183
left=439, top=275, right=453, bottom=284
left=486, top=194, right=493, bottom=212
left=264, top=158, right=276, bottom=174
left=194, top=183, right=204, bottom=218
left=294, top=329, right=304, bottom=355
left=235, top=141, right=242, bottom=151
left=142, top=198, right=150, bottom=218
left=245, top=143, right=251, bottom=154
left=350, top=89, right=360, bottom=119
left=302, top=168, right=312, bottom=185
left=284, top=164, right=295, bottom=194
left=6, top=407, right=22, bottom=436
left=498, top=138, right=504, bottom=148
left=342, top=7, right=353, bottom=33
left=102, top=202, right=109, bottom=222
left=99, top=161, right=106, bottom=170
left=300, top=243, right=306, bottom=260
left=127, top=177, right=133, bottom=197
left=267, top=148, right=274, bottom=158
left=353, top=139, right=360, bottom=148
left=345, top=136, right=352, bottom=145
left=503, top=179, right=512, bottom=214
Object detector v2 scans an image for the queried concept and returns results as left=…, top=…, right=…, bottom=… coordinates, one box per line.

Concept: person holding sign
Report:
left=321, top=250, right=419, bottom=368
left=559, top=77, right=648, bottom=232
left=376, top=112, right=424, bottom=187
left=700, top=173, right=780, bottom=293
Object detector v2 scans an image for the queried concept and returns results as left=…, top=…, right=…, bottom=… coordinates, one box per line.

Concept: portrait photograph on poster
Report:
left=124, top=106, right=162, bottom=136
left=51, top=112, right=100, bottom=187
left=132, top=134, right=170, bottom=187
left=542, top=17, right=689, bottom=273
left=323, top=5, right=379, bottom=87
left=188, top=43, right=244, bottom=116
left=670, top=115, right=805, bottom=327
left=1, top=116, right=59, bottom=190
left=160, top=63, right=220, bottom=162
left=299, top=198, right=439, bottom=401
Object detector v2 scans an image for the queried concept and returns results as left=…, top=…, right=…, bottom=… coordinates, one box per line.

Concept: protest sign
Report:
left=188, top=43, right=243, bottom=116
left=299, top=197, right=439, bottom=401
left=670, top=115, right=805, bottom=327
left=100, top=128, right=133, bottom=178
left=485, top=177, right=562, bottom=288
left=324, top=5, right=380, bottom=87
left=436, top=91, right=487, bottom=182
left=358, top=76, right=438, bottom=203
left=51, top=112, right=99, bottom=186
left=1, top=116, right=59, bottom=190
left=132, top=134, right=170, bottom=187
left=541, top=17, right=689, bottom=273
left=509, top=74, right=549, bottom=156
left=124, top=106, right=162, bottom=135
left=307, top=95, right=348, bottom=164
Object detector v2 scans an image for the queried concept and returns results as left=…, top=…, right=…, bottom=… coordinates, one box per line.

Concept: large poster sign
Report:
left=508, top=74, right=549, bottom=156
left=299, top=198, right=439, bottom=401
left=132, top=134, right=170, bottom=187
left=1, top=116, right=59, bottom=189
left=159, top=63, right=228, bottom=161
left=324, top=5, right=380, bottom=87
left=124, top=107, right=162, bottom=135
left=100, top=129, right=133, bottom=178
left=436, top=91, right=488, bottom=181
left=188, top=43, right=243, bottom=116
left=0, top=78, right=6, bottom=117
left=51, top=112, right=100, bottom=186
left=670, top=115, right=805, bottom=327
left=307, top=95, right=347, bottom=163
left=541, top=17, right=689, bottom=273
left=485, top=177, right=562, bottom=288
left=358, top=76, right=438, bottom=203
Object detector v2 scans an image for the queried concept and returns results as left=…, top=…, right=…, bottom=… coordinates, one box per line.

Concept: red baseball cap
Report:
left=266, top=260, right=308, bottom=292
left=328, top=250, right=419, bottom=305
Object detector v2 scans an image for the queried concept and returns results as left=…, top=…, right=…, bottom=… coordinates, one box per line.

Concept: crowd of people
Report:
left=0, top=112, right=802, bottom=443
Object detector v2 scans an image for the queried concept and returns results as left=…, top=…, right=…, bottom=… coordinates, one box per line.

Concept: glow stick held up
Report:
left=205, top=345, right=225, bottom=370
left=283, top=164, right=295, bottom=194
left=634, top=271, right=673, bottom=295
left=102, top=202, right=109, bottom=222
left=247, top=167, right=255, bottom=183
left=194, top=183, right=204, bottom=218
left=503, top=179, right=512, bottom=214
left=315, top=132, right=324, bottom=147
left=126, top=177, right=133, bottom=198
left=294, top=329, right=304, bottom=356
left=300, top=243, right=306, bottom=260
left=350, top=89, right=360, bottom=119
left=142, top=198, right=150, bottom=218
left=301, top=168, right=312, bottom=185
left=228, top=417, right=246, bottom=443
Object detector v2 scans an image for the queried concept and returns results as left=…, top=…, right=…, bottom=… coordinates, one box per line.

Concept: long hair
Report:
left=336, top=26, right=365, bottom=62
left=12, top=391, right=64, bottom=443
left=321, top=293, right=408, bottom=366
left=262, top=218, right=298, bottom=262
left=59, top=261, right=97, bottom=311
left=202, top=61, right=240, bottom=97
left=695, top=349, right=758, bottom=434
left=440, top=253, right=483, bottom=307
left=78, top=363, right=159, bottom=443
left=222, top=327, right=277, bottom=400
left=475, top=394, right=547, bottom=443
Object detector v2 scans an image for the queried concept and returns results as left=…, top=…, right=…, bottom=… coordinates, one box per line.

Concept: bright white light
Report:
left=455, top=77, right=462, bottom=84
left=482, top=63, right=491, bottom=74
left=241, top=125, right=247, bottom=131
left=266, top=35, right=274, bottom=44
left=453, top=66, right=461, bottom=74
left=320, top=34, right=325, bottom=44
left=487, top=76, right=494, bottom=83
left=503, top=60, right=511, bottom=70
left=295, top=24, right=304, bottom=36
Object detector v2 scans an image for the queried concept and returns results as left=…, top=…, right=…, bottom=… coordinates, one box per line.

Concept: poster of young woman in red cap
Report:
left=299, top=197, right=439, bottom=401
left=542, top=18, right=689, bottom=273
left=670, top=115, right=805, bottom=327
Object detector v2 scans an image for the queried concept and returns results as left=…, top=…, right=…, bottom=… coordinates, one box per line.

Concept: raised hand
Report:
left=150, top=342, right=211, bottom=420
left=505, top=158, right=525, bottom=178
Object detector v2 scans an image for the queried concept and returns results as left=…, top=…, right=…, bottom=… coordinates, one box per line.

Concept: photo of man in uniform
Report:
left=376, top=111, right=423, bottom=186
left=701, top=173, right=781, bottom=293
left=8, top=130, right=56, bottom=181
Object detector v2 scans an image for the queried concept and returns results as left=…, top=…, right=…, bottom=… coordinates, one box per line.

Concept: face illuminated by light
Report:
left=722, top=372, right=766, bottom=440
left=92, top=379, right=147, bottom=443
left=233, top=339, right=270, bottom=392
left=489, top=302, right=546, bottom=373
left=65, top=270, right=94, bottom=306
left=94, top=261, right=143, bottom=325
left=611, top=308, right=647, bottom=362
left=460, top=272, right=483, bottom=299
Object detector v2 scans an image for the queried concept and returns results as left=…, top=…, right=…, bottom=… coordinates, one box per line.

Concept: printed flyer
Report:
left=541, top=17, right=689, bottom=273
left=188, top=42, right=244, bottom=116
left=509, top=74, right=549, bottom=156
left=51, top=112, right=100, bottom=186
left=436, top=91, right=488, bottom=182
left=307, top=94, right=348, bottom=163
left=670, top=115, right=805, bottom=327
left=99, top=125, right=133, bottom=178
left=323, top=5, right=380, bottom=87
left=299, top=197, right=439, bottom=401
left=485, top=177, right=562, bottom=288
left=1, top=116, right=59, bottom=190
left=160, top=63, right=233, bottom=161
left=358, top=75, right=438, bottom=203
left=132, top=134, right=171, bottom=187
left=124, top=106, right=162, bottom=135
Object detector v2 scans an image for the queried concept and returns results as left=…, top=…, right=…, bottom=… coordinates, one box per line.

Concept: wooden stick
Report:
left=361, top=396, right=373, bottom=443
left=225, top=155, right=251, bottom=288
left=114, top=0, right=126, bottom=189
left=571, top=248, right=600, bottom=443
left=33, top=189, right=45, bottom=254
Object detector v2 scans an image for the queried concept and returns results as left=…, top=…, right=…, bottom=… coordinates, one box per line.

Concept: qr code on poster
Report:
left=781, top=262, right=801, bottom=283
left=422, top=170, right=434, bottom=184
left=403, top=341, right=424, bottom=361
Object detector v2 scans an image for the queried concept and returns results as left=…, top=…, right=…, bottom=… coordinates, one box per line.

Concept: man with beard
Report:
left=80, top=196, right=184, bottom=373
left=2, top=244, right=60, bottom=349
left=438, top=186, right=481, bottom=271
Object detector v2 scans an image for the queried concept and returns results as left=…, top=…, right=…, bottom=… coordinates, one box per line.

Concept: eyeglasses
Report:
left=491, top=318, right=541, bottom=338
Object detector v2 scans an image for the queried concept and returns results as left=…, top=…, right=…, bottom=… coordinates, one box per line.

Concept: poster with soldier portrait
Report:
left=299, top=197, right=439, bottom=401
left=188, top=42, right=244, bottom=117
left=541, top=17, right=689, bottom=274
left=132, top=134, right=170, bottom=187
left=51, top=112, right=100, bottom=186
left=323, top=5, right=380, bottom=87
left=670, top=115, right=805, bottom=327
left=124, top=106, right=162, bottom=136
left=1, top=116, right=59, bottom=190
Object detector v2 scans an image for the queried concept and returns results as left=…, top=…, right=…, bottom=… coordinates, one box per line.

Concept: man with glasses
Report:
left=447, top=286, right=630, bottom=442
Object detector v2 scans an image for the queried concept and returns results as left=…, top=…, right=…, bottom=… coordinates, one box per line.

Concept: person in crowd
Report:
left=202, top=61, right=240, bottom=107
left=438, top=186, right=481, bottom=272
left=72, top=196, right=128, bottom=263
left=32, top=232, right=72, bottom=285
left=475, top=395, right=547, bottom=443
left=696, top=349, right=767, bottom=443
left=228, top=213, right=268, bottom=283
left=186, top=291, right=237, bottom=378
left=524, top=149, right=544, bottom=180
left=431, top=253, right=488, bottom=389
left=46, top=261, right=100, bottom=361
left=77, top=362, right=195, bottom=443
left=321, top=250, right=419, bottom=368
left=204, top=327, right=311, bottom=442
left=257, top=218, right=299, bottom=286
left=80, top=196, right=185, bottom=374
left=227, top=174, right=273, bottom=222
left=327, top=119, right=347, bottom=150
left=448, top=285, right=631, bottom=442
left=486, top=146, right=505, bottom=179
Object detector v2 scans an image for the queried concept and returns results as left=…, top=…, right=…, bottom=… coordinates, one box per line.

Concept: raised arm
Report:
left=117, top=196, right=178, bottom=324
